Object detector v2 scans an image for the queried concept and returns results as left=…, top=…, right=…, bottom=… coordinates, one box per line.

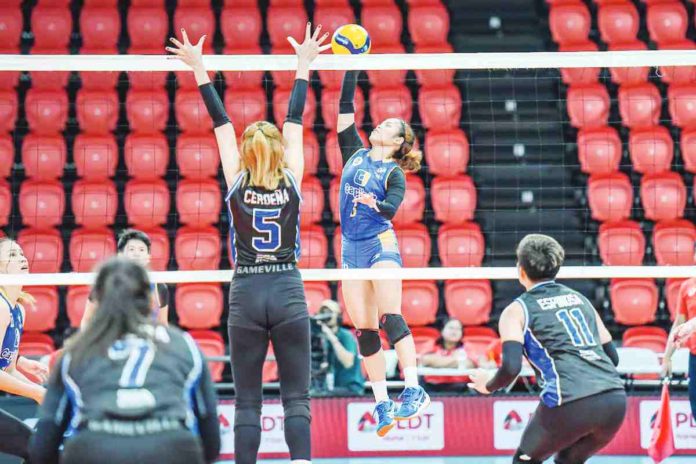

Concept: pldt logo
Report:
left=504, top=410, right=524, bottom=431
left=357, top=412, right=377, bottom=432
left=354, top=169, right=371, bottom=187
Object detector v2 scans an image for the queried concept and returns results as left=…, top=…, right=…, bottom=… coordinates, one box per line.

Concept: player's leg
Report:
left=515, top=401, right=583, bottom=464
left=0, top=408, right=32, bottom=458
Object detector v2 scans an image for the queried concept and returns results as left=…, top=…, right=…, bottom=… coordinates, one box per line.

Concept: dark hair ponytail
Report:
left=393, top=120, right=422, bottom=173
left=65, top=257, right=152, bottom=367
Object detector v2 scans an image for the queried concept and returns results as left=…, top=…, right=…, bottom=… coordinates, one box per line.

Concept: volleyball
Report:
left=331, top=24, right=371, bottom=55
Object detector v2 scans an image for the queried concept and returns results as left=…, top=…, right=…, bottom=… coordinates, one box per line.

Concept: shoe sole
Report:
left=394, top=392, right=431, bottom=422
left=376, top=421, right=396, bottom=438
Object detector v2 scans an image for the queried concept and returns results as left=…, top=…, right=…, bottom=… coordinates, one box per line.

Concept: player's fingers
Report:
left=181, top=28, right=190, bottom=45
left=169, top=37, right=185, bottom=49
left=287, top=36, right=299, bottom=50
left=196, top=34, right=207, bottom=48
left=317, top=32, right=330, bottom=45
left=165, top=46, right=184, bottom=55
left=312, top=24, right=322, bottom=41
left=319, top=43, right=332, bottom=53
left=305, top=22, right=312, bottom=41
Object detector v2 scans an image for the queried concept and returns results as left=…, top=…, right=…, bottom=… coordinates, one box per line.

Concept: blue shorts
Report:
left=341, top=229, right=403, bottom=269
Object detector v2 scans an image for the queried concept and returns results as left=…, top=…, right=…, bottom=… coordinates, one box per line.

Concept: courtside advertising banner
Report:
left=640, top=400, right=696, bottom=450
left=492, top=400, right=538, bottom=450
left=218, top=403, right=289, bottom=454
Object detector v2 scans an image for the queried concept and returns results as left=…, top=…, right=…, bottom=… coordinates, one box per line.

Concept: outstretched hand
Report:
left=166, top=28, right=207, bottom=71
left=288, top=22, right=331, bottom=66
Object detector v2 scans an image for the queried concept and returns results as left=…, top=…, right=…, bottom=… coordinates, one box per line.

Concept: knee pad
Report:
left=234, top=405, right=262, bottom=428
left=513, top=449, right=543, bottom=464
left=356, top=329, right=382, bottom=357
left=282, top=396, right=311, bottom=421
left=380, top=314, right=411, bottom=345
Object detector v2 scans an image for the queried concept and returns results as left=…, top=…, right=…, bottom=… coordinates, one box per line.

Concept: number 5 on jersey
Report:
left=252, top=208, right=282, bottom=252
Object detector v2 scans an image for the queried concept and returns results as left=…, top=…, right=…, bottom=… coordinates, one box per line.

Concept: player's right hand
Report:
left=166, top=29, right=206, bottom=71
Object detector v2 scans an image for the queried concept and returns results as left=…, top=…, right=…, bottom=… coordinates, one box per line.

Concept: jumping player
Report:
left=469, top=234, right=626, bottom=464
left=168, top=24, right=330, bottom=464
left=81, top=229, right=169, bottom=329
left=0, top=238, right=49, bottom=460
left=337, top=70, right=429, bottom=436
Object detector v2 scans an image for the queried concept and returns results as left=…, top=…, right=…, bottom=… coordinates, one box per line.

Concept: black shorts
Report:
left=228, top=266, right=308, bottom=330
left=519, top=389, right=627, bottom=463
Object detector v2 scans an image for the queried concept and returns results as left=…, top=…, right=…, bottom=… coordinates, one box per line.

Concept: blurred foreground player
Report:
left=469, top=234, right=626, bottom=464
left=29, top=258, right=220, bottom=464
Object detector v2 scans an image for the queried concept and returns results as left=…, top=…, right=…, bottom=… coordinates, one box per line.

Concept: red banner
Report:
left=217, top=395, right=696, bottom=460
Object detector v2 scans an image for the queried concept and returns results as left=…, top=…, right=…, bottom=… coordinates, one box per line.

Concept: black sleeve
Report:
left=157, top=284, right=169, bottom=308
left=29, top=359, right=72, bottom=464
left=338, top=70, right=364, bottom=165
left=198, top=82, right=230, bottom=128
left=194, top=359, right=221, bottom=463
left=285, top=78, right=309, bottom=125
left=374, top=168, right=406, bottom=220
left=338, top=124, right=364, bottom=165
left=602, top=341, right=619, bottom=367
left=485, top=341, right=524, bottom=392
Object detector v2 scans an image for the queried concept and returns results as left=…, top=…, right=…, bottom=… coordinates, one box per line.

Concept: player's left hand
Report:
left=288, top=22, right=331, bottom=65
left=673, top=319, right=696, bottom=347
left=354, top=193, right=378, bottom=210
left=18, top=356, right=49, bottom=384
left=468, top=369, right=493, bottom=395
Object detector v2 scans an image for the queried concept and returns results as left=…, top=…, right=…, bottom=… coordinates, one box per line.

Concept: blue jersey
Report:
left=339, top=149, right=401, bottom=240
left=0, top=292, right=23, bottom=371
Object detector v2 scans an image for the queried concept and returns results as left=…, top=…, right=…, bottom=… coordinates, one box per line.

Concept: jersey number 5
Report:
left=556, top=308, right=597, bottom=348
left=252, top=208, right=282, bottom=252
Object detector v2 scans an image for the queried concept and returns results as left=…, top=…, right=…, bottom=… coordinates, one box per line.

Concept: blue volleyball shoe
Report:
left=373, top=399, right=396, bottom=437
left=395, top=386, right=431, bottom=421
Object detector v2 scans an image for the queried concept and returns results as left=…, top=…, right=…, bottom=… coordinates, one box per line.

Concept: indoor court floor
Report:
left=226, top=457, right=693, bottom=463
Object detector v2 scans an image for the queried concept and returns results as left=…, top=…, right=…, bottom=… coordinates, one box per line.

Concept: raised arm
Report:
left=283, top=23, right=331, bottom=184
left=167, top=29, right=241, bottom=190
left=337, top=70, right=364, bottom=164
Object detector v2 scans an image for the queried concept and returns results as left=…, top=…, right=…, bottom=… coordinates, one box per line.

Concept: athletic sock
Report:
left=403, top=366, right=419, bottom=388
left=371, top=380, right=389, bottom=403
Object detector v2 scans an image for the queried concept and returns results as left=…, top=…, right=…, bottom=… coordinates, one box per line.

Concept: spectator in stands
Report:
left=29, top=257, right=220, bottom=464
left=81, top=229, right=169, bottom=329
left=316, top=300, right=365, bottom=395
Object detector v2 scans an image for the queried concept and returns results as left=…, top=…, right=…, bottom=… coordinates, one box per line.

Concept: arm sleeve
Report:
left=194, top=360, right=221, bottom=464
left=485, top=341, right=524, bottom=392
left=198, top=82, right=231, bottom=128
left=374, top=168, right=406, bottom=220
left=338, top=124, right=364, bottom=166
left=28, top=362, right=72, bottom=464
left=602, top=341, right=620, bottom=367
left=158, top=284, right=169, bottom=308
left=337, top=70, right=363, bottom=165
left=285, top=78, right=309, bottom=125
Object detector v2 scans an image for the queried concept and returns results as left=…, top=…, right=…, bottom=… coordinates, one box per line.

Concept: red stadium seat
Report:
left=587, top=172, right=633, bottom=222
left=665, top=278, right=686, bottom=320
left=76, top=90, right=119, bottom=134
left=220, top=7, right=262, bottom=49
left=173, top=8, right=215, bottom=53
left=127, top=90, right=169, bottom=133
left=418, top=85, right=462, bottom=130
left=176, top=134, right=219, bottom=179
left=69, top=228, right=116, bottom=272
left=225, top=89, right=267, bottom=135
left=24, top=90, right=68, bottom=134
left=175, top=90, right=210, bottom=133
left=408, top=4, right=449, bottom=46
left=0, top=91, right=17, bottom=133
left=273, top=88, right=317, bottom=127
left=17, top=228, right=63, bottom=273
left=431, top=175, right=477, bottom=225
left=402, top=281, right=438, bottom=326
left=21, top=134, right=66, bottom=180
left=656, top=41, right=696, bottom=84
left=189, top=330, right=225, bottom=382
left=411, top=326, right=440, bottom=355
left=0, top=138, right=11, bottom=178
left=558, top=42, right=600, bottom=85
left=24, top=286, right=58, bottom=332
left=680, top=129, right=696, bottom=173
left=176, top=179, right=221, bottom=227
left=598, top=2, right=640, bottom=44
left=19, top=333, right=55, bottom=358
left=140, top=226, right=169, bottom=271
left=124, top=179, right=170, bottom=227
left=652, top=219, right=696, bottom=266
left=175, top=226, right=221, bottom=270
left=267, top=6, right=307, bottom=51
left=19, top=180, right=65, bottom=228
left=73, top=134, right=118, bottom=179
left=610, top=279, right=658, bottom=325
left=0, top=182, right=9, bottom=227
left=320, top=87, right=365, bottom=130
left=369, top=86, right=412, bottom=125
left=128, top=71, right=168, bottom=90
left=608, top=42, right=650, bottom=85
left=304, top=281, right=331, bottom=316
left=396, top=223, right=432, bottom=268
left=549, top=2, right=591, bottom=45
left=314, top=6, right=356, bottom=43
left=361, top=4, right=402, bottom=46
left=127, top=7, right=168, bottom=53
left=303, top=130, right=320, bottom=176
left=66, top=286, right=90, bottom=327
left=325, top=129, right=368, bottom=177
left=444, top=280, right=492, bottom=326
left=124, top=133, right=169, bottom=180
left=464, top=334, right=500, bottom=363
left=640, top=171, right=686, bottom=221
left=176, top=283, right=223, bottom=329
left=566, top=84, right=610, bottom=129
left=598, top=220, right=645, bottom=266
left=414, top=44, right=456, bottom=88
left=577, top=127, right=621, bottom=175
left=622, top=326, right=668, bottom=353
left=668, top=84, right=696, bottom=129
left=0, top=8, right=22, bottom=53
left=393, top=175, right=425, bottom=226
left=223, top=66, right=264, bottom=91
left=31, top=7, right=72, bottom=51
left=438, top=222, right=485, bottom=267
left=366, top=44, right=408, bottom=89
left=29, top=71, right=70, bottom=90
left=425, top=129, right=469, bottom=176
left=629, top=126, right=673, bottom=174
left=647, top=2, right=687, bottom=45
left=72, top=180, right=118, bottom=227
left=300, top=176, right=324, bottom=225
left=298, top=226, right=328, bottom=269
left=618, top=83, right=661, bottom=129
left=80, top=7, right=120, bottom=52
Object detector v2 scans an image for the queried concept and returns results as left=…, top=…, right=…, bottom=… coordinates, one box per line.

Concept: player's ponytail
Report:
left=393, top=120, right=422, bottom=173
left=65, top=257, right=153, bottom=367
left=240, top=121, right=288, bottom=190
